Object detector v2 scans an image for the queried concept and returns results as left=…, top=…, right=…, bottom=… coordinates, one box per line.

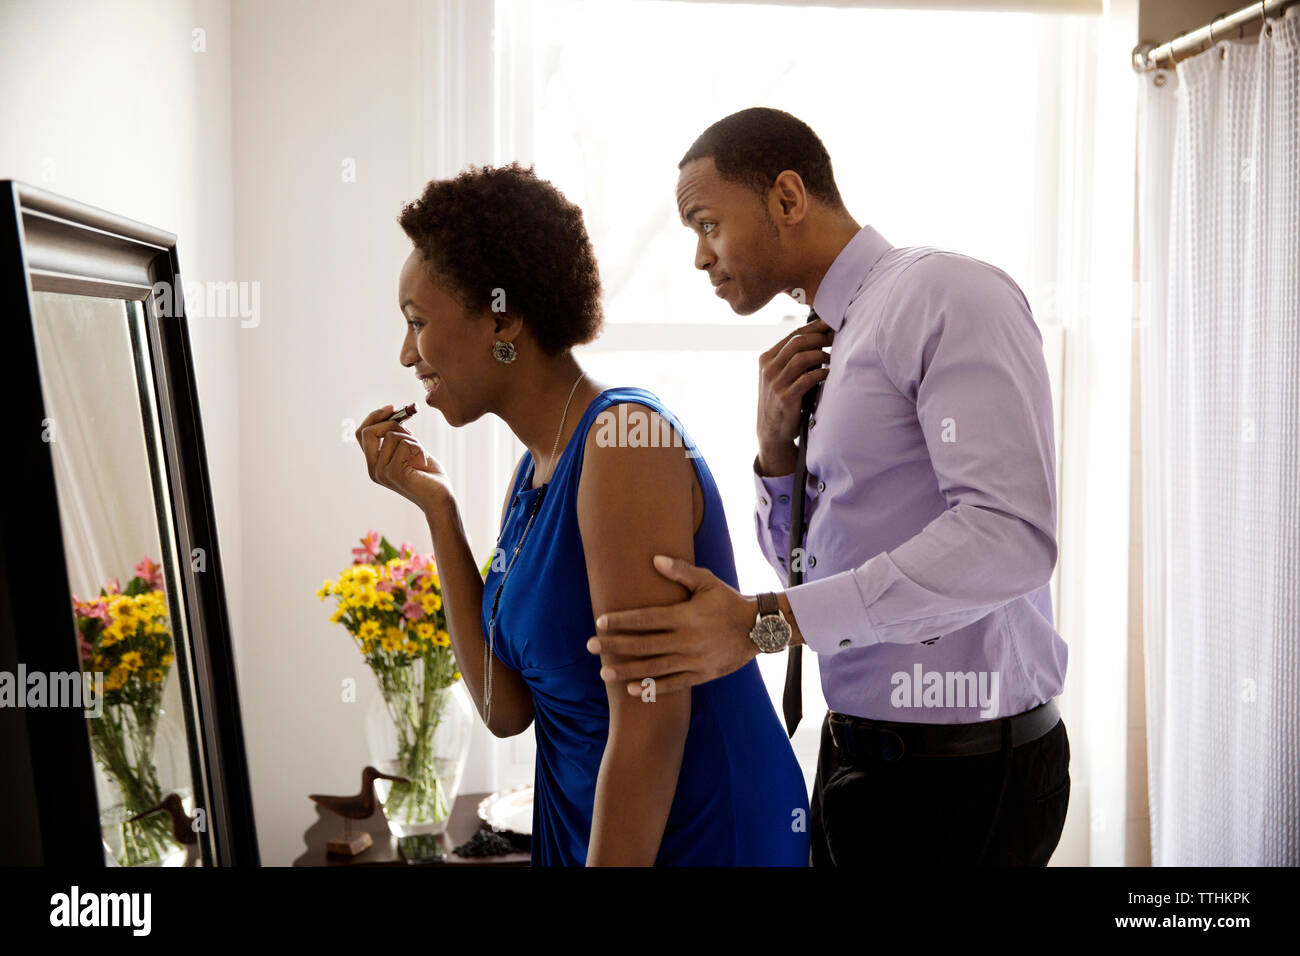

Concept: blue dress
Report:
left=481, top=387, right=810, bottom=866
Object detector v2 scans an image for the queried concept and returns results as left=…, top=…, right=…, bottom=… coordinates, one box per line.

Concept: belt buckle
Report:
left=830, top=714, right=906, bottom=761
left=873, top=727, right=906, bottom=762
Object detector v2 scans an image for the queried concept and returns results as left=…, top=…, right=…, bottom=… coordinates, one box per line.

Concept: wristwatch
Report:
left=749, top=592, right=792, bottom=653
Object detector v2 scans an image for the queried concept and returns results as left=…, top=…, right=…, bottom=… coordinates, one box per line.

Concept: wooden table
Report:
left=294, top=791, right=530, bottom=866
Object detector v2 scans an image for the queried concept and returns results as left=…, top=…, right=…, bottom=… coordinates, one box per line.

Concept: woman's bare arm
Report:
left=423, top=460, right=534, bottom=738
left=578, top=405, right=698, bottom=866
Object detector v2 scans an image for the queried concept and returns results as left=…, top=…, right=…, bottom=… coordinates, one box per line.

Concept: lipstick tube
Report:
left=386, top=402, right=418, bottom=424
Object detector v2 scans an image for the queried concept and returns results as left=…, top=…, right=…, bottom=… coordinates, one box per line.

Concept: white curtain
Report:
left=1137, top=9, right=1300, bottom=866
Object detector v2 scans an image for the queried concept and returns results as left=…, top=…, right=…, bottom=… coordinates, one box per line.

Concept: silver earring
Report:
left=492, top=340, right=517, bottom=364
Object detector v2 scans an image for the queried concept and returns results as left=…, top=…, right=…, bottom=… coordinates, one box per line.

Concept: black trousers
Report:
left=809, top=711, right=1071, bottom=866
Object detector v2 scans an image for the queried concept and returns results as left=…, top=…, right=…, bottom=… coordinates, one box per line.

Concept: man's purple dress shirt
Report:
left=754, top=224, right=1067, bottom=723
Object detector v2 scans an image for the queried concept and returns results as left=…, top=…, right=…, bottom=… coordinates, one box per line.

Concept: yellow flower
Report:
left=357, top=620, right=380, bottom=640
left=120, top=651, right=143, bottom=671
left=381, top=632, right=402, bottom=652
left=357, top=589, right=378, bottom=609
left=160, top=651, right=174, bottom=667
left=420, top=593, right=441, bottom=615
left=375, top=591, right=396, bottom=610
left=354, top=566, right=378, bottom=585
left=434, top=629, right=451, bottom=648
left=329, top=608, right=345, bottom=624
left=99, top=626, right=122, bottom=648
left=415, top=621, right=435, bottom=641
left=452, top=670, right=461, bottom=681
left=316, top=580, right=334, bottom=602
left=105, top=667, right=128, bottom=691
left=146, top=668, right=164, bottom=683
left=403, top=641, right=420, bottom=655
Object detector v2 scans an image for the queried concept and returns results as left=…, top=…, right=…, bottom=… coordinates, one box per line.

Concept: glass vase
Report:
left=365, top=678, right=472, bottom=837
left=93, top=709, right=192, bottom=867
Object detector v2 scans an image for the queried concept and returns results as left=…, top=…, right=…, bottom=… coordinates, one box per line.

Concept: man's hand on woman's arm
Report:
left=588, top=556, right=806, bottom=697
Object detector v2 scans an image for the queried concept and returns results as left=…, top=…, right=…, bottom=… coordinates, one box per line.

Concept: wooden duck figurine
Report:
left=309, top=765, right=410, bottom=856
left=126, top=792, right=199, bottom=845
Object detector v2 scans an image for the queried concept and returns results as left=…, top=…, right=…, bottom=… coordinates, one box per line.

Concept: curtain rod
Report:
left=1132, top=0, right=1296, bottom=72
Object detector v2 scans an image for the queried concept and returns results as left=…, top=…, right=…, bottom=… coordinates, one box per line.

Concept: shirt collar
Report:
left=811, top=224, right=894, bottom=331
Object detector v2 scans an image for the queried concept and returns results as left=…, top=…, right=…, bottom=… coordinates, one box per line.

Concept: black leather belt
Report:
left=828, top=698, right=1061, bottom=761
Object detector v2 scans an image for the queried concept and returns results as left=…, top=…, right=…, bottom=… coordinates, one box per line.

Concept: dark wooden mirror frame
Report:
left=0, top=180, right=258, bottom=865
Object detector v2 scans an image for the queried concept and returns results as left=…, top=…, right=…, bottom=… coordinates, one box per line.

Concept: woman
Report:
left=356, top=162, right=809, bottom=866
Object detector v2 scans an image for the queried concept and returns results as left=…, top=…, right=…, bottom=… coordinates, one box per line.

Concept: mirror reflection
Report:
left=31, top=290, right=201, bottom=866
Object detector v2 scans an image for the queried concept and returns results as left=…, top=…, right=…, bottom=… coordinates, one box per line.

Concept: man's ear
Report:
left=772, top=169, right=809, bottom=224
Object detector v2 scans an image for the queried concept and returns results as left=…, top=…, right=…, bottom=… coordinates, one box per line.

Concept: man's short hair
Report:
left=679, top=107, right=845, bottom=210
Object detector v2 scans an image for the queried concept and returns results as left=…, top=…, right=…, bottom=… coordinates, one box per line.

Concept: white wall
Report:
left=0, top=0, right=239, bottom=634
left=231, top=0, right=511, bottom=865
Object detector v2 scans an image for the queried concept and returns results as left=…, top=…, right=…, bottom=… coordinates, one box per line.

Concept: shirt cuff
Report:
left=753, top=459, right=796, bottom=531
left=753, top=458, right=799, bottom=573
left=784, top=552, right=906, bottom=656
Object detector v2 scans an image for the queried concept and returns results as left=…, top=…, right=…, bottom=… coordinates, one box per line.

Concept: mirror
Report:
left=0, top=180, right=257, bottom=866
left=31, top=291, right=201, bottom=866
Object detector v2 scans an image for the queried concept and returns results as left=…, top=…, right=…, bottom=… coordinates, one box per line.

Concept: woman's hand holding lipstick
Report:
left=356, top=402, right=451, bottom=512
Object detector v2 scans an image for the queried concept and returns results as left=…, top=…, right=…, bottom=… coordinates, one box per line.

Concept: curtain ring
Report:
left=1261, top=0, right=1272, bottom=37
left=1166, top=29, right=1188, bottom=69
left=1210, top=13, right=1228, bottom=58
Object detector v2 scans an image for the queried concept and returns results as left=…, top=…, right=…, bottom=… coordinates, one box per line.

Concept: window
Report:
left=491, top=0, right=1083, bottom=786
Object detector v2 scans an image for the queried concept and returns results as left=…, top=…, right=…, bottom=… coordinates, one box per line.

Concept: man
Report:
left=588, top=107, right=1070, bottom=866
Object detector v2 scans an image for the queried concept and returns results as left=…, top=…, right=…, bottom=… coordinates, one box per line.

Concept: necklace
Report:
left=483, top=370, right=586, bottom=726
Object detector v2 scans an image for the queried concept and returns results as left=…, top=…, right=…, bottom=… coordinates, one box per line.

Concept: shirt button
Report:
left=809, top=417, right=816, bottom=428
left=808, top=555, right=817, bottom=568
left=816, top=480, right=826, bottom=493
left=839, top=639, right=851, bottom=648
left=760, top=496, right=767, bottom=505
left=778, top=494, right=790, bottom=504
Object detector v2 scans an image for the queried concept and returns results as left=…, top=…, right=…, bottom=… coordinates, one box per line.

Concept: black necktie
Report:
left=782, top=306, right=822, bottom=738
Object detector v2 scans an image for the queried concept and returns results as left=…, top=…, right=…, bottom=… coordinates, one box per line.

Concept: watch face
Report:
left=752, top=616, right=791, bottom=653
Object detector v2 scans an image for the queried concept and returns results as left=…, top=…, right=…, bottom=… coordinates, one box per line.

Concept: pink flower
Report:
left=135, top=557, right=164, bottom=590
left=78, top=638, right=93, bottom=660
left=351, top=530, right=380, bottom=565
left=399, top=540, right=415, bottom=558
left=407, top=552, right=433, bottom=574
left=104, top=577, right=121, bottom=596
left=401, top=599, right=423, bottom=621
